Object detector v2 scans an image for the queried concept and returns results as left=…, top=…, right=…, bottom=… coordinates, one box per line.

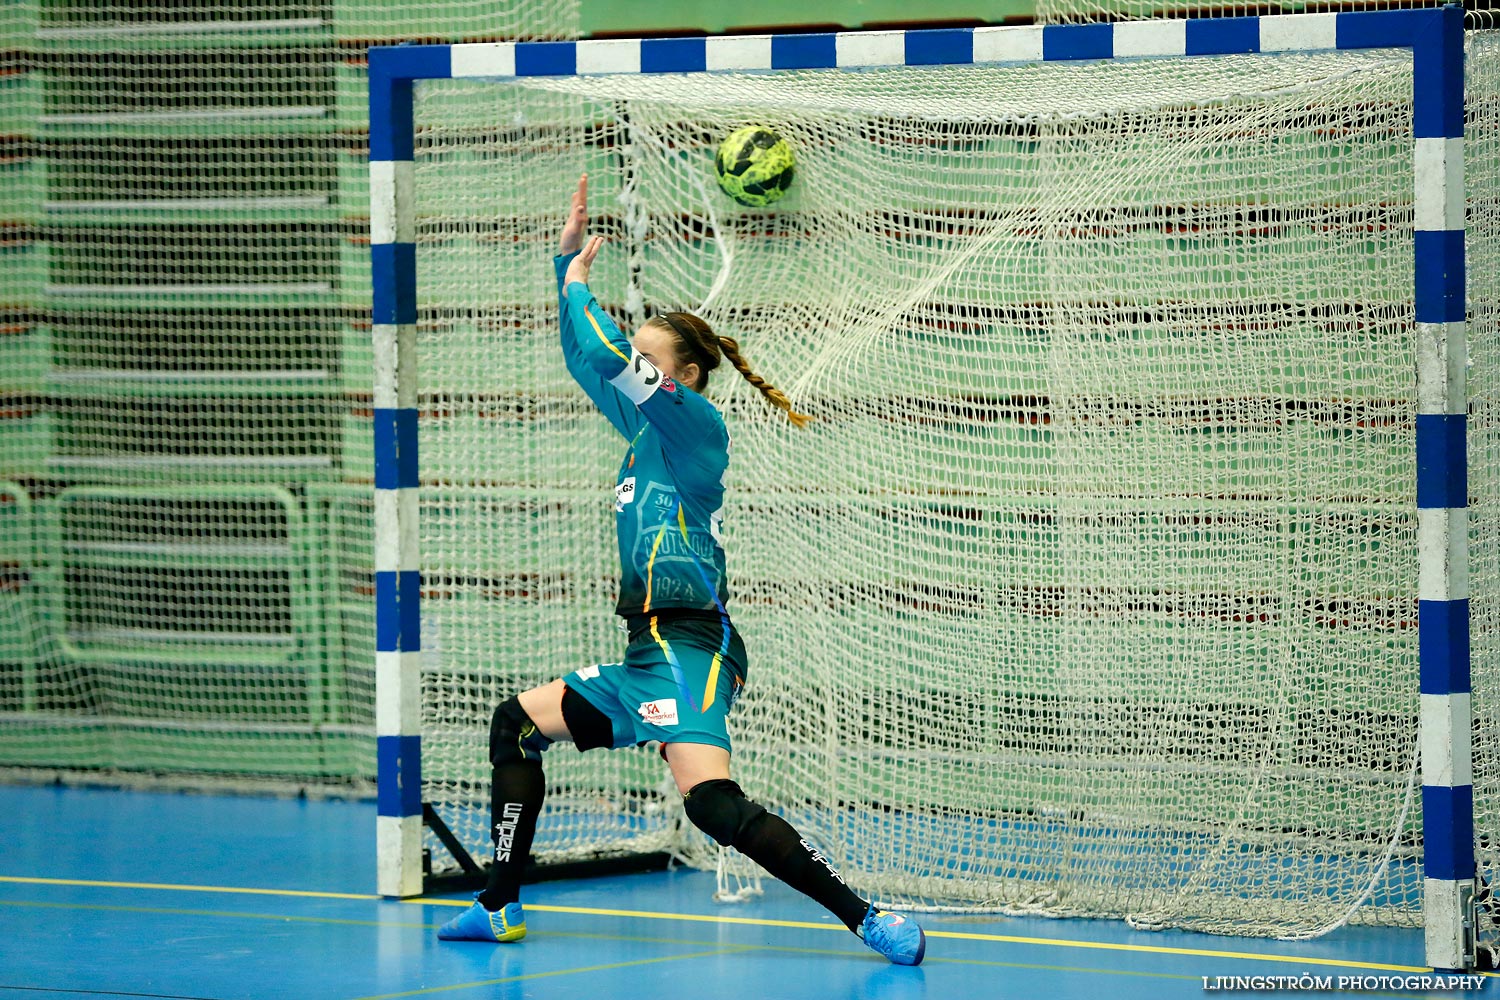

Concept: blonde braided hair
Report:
left=648, top=312, right=812, bottom=428
left=716, top=335, right=812, bottom=428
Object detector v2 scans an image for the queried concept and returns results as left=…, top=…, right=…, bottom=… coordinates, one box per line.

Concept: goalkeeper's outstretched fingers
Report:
left=559, top=173, right=588, bottom=254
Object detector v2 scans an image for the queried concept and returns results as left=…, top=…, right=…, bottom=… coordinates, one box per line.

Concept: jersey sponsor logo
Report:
left=614, top=476, right=636, bottom=512
left=637, top=698, right=679, bottom=727
left=628, top=483, right=725, bottom=603
left=660, top=376, right=677, bottom=393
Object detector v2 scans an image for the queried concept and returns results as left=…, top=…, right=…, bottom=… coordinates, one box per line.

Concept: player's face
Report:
left=632, top=322, right=700, bottom=389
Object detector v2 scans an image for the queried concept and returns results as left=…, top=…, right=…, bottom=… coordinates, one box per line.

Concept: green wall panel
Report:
left=581, top=0, right=1032, bottom=35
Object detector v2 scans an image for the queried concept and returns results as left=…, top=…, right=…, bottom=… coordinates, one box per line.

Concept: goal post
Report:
left=368, top=8, right=1488, bottom=968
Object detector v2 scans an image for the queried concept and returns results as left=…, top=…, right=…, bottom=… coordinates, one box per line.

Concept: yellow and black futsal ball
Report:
left=714, top=126, right=796, bottom=207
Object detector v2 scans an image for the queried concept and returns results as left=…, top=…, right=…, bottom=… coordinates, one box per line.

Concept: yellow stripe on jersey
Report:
left=702, top=650, right=723, bottom=715
left=649, top=614, right=700, bottom=713
left=582, top=303, right=630, bottom=363
left=642, top=519, right=669, bottom=613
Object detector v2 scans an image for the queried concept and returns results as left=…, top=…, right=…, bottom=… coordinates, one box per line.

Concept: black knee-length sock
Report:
left=734, top=811, right=871, bottom=932
left=476, top=759, right=545, bottom=910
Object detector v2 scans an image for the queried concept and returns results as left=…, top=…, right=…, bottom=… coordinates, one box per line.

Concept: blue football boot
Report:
left=437, top=896, right=527, bottom=943
left=860, top=906, right=925, bottom=965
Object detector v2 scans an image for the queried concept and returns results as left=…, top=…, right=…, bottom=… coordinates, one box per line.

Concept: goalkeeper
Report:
left=437, top=174, right=926, bottom=966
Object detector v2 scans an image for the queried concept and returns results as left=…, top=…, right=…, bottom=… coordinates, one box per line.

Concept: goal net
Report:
left=1466, top=22, right=1500, bottom=972
left=408, top=38, right=1498, bottom=942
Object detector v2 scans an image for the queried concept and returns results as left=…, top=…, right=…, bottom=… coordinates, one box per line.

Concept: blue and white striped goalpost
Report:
left=368, top=6, right=1475, bottom=967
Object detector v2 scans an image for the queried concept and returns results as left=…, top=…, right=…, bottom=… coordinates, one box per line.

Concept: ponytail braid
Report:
left=718, top=335, right=813, bottom=428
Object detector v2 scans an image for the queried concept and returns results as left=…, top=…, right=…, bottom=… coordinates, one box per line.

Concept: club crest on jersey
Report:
left=637, top=699, right=679, bottom=727
left=614, top=476, right=636, bottom=512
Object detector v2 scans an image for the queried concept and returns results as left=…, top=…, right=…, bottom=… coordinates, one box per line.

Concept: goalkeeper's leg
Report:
left=669, top=744, right=925, bottom=966
left=437, top=679, right=614, bottom=943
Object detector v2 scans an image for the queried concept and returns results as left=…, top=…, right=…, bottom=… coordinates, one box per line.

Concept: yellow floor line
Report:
left=9, top=893, right=1474, bottom=1000
left=5, top=873, right=1492, bottom=979
left=406, top=897, right=1437, bottom=974
left=0, top=874, right=376, bottom=901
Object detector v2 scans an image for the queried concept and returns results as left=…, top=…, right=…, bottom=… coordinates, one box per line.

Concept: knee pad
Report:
left=560, top=685, right=614, bottom=752
left=489, top=696, right=552, bottom=767
left=683, top=778, right=766, bottom=848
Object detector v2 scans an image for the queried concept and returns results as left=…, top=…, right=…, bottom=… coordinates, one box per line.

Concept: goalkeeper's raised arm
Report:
left=553, top=173, right=638, bottom=439
left=560, top=230, right=727, bottom=458
left=555, top=175, right=811, bottom=431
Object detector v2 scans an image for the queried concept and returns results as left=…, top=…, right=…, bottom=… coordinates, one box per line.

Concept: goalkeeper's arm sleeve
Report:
left=554, top=253, right=637, bottom=439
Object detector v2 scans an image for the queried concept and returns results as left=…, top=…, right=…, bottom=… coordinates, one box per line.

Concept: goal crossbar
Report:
left=367, top=6, right=1473, bottom=969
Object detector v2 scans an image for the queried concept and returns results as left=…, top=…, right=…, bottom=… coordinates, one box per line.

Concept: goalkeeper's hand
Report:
left=559, top=173, right=587, bottom=254
left=564, top=235, right=604, bottom=287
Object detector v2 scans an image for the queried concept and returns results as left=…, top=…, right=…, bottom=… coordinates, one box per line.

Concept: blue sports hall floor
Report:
left=0, top=783, right=1492, bottom=999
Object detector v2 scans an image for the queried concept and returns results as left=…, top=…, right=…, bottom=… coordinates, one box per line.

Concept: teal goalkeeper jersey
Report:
left=554, top=252, right=731, bottom=618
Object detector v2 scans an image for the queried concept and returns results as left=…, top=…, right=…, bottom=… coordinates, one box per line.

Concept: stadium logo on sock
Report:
left=495, top=802, right=523, bottom=863
left=637, top=699, right=679, bottom=727
left=799, top=839, right=847, bottom=885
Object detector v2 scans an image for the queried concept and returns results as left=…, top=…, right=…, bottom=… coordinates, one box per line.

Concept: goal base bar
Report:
left=422, top=852, right=676, bottom=897
left=417, top=801, right=674, bottom=896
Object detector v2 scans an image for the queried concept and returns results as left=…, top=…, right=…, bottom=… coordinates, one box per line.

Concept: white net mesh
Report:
left=404, top=47, right=1485, bottom=935
left=1032, top=0, right=1475, bottom=29
left=1466, top=24, right=1500, bottom=971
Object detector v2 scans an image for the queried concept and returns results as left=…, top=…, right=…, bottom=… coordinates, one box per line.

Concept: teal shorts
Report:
left=564, top=614, right=747, bottom=752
